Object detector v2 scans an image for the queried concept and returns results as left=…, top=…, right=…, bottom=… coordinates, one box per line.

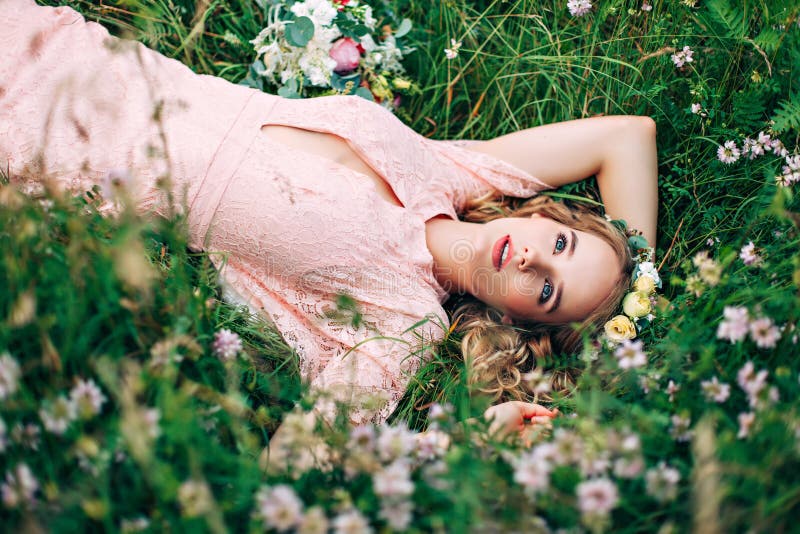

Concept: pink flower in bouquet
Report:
left=329, top=37, right=361, bottom=73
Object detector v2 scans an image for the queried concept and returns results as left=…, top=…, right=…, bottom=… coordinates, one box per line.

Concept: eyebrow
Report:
left=548, top=231, right=576, bottom=314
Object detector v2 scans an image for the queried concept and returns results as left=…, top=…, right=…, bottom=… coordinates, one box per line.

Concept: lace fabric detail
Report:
left=1, top=0, right=551, bottom=425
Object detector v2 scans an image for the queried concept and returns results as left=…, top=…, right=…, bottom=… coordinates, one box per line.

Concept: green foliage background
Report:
left=2, top=0, right=800, bottom=531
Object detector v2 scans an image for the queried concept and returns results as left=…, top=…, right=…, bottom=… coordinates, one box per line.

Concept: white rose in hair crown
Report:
left=603, top=221, right=662, bottom=343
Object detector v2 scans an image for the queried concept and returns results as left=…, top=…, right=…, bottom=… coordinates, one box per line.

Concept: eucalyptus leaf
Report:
left=395, top=18, right=412, bottom=38
left=286, top=16, right=315, bottom=47
left=628, top=235, right=650, bottom=251
left=277, top=78, right=301, bottom=99
left=352, top=24, right=370, bottom=37
left=249, top=59, right=266, bottom=77
left=355, top=87, right=375, bottom=101
left=330, top=72, right=361, bottom=94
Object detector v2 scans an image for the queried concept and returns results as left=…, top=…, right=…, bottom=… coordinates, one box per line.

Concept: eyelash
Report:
left=540, top=233, right=568, bottom=304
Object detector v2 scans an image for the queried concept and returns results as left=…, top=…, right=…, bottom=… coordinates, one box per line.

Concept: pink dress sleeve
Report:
left=0, top=0, right=258, bottom=229
left=427, top=138, right=555, bottom=214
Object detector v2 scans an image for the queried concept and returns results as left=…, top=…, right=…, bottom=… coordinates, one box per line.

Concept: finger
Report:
left=528, top=416, right=554, bottom=426
left=518, top=402, right=557, bottom=419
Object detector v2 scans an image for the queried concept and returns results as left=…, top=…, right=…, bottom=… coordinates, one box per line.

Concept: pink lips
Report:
left=492, top=235, right=513, bottom=272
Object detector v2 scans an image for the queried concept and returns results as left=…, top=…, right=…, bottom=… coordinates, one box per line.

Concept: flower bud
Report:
left=634, top=274, right=656, bottom=294
left=622, top=291, right=652, bottom=318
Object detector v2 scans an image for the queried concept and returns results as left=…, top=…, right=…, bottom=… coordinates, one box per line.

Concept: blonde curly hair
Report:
left=450, top=192, right=634, bottom=402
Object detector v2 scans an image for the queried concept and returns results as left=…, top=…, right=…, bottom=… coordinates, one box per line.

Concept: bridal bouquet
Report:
left=245, top=0, right=416, bottom=108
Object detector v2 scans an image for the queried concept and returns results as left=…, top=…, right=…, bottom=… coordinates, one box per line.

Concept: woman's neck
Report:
left=424, top=216, right=481, bottom=295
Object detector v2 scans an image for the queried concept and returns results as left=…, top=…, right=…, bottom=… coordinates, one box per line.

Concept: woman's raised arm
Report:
left=467, top=116, right=659, bottom=246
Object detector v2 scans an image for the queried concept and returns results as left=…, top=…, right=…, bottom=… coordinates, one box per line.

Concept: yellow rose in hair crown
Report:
left=603, top=220, right=662, bottom=343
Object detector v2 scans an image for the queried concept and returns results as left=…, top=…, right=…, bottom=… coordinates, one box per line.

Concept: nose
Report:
left=518, top=246, right=542, bottom=272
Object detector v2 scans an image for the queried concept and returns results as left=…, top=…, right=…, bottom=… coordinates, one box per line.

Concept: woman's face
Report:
left=468, top=214, right=621, bottom=324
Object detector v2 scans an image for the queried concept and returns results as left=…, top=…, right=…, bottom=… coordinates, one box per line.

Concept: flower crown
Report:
left=603, top=220, right=661, bottom=343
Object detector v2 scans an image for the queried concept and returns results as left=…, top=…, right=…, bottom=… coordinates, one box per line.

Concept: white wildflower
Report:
left=39, top=395, right=77, bottom=435
left=0, top=352, right=21, bottom=401
left=255, top=484, right=304, bottom=531
left=70, top=378, right=107, bottom=419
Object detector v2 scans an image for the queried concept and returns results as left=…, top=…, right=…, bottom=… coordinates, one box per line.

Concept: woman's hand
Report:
left=470, top=115, right=659, bottom=246
left=483, top=401, right=559, bottom=442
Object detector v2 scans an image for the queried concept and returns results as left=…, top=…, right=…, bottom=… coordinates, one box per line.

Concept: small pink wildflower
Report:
left=778, top=154, right=800, bottom=186
left=716, top=306, right=749, bottom=343
left=717, top=140, right=741, bottom=164
left=770, top=138, right=788, bottom=157
left=1, top=463, right=38, bottom=509
left=670, top=414, right=692, bottom=442
left=576, top=478, right=619, bottom=516
left=700, top=376, right=730, bottom=403
left=641, top=1, right=652, bottom=11
left=376, top=423, right=417, bottom=463
left=739, top=241, right=761, bottom=266
left=666, top=379, right=680, bottom=402
left=255, top=485, right=304, bottom=531
left=415, top=429, right=450, bottom=461
left=372, top=460, right=414, bottom=498
left=298, top=506, right=329, bottom=534
left=645, top=462, right=680, bottom=502
left=614, top=339, right=647, bottom=369
left=513, top=450, right=552, bottom=494
left=444, top=39, right=461, bottom=60
left=522, top=368, right=552, bottom=394
left=348, top=425, right=377, bottom=453
left=671, top=45, right=694, bottom=68
left=737, top=412, right=756, bottom=439
left=212, top=328, right=243, bottom=360
left=690, top=103, right=706, bottom=116
left=737, top=361, right=768, bottom=397
left=749, top=316, right=781, bottom=349
left=331, top=509, right=371, bottom=534
left=428, top=402, right=452, bottom=422
left=0, top=352, right=21, bottom=401
left=567, top=0, right=593, bottom=17
left=379, top=499, right=412, bottom=531
left=70, top=378, right=107, bottom=419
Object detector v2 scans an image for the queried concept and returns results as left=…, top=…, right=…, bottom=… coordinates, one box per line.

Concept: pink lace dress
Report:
left=0, top=0, right=551, bottom=424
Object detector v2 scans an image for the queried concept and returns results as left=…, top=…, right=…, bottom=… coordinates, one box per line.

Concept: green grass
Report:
left=2, top=0, right=800, bottom=531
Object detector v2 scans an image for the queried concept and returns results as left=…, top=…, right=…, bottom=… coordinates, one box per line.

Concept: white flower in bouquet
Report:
left=290, top=0, right=338, bottom=27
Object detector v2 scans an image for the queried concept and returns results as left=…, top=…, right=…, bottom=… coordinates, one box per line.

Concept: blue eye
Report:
left=554, top=232, right=567, bottom=254
left=540, top=280, right=553, bottom=303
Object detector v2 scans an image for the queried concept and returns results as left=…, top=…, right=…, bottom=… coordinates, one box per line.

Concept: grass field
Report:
left=2, top=0, right=800, bottom=531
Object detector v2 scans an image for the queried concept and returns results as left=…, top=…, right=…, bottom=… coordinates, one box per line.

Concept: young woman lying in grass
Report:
left=0, top=0, right=657, bottom=444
